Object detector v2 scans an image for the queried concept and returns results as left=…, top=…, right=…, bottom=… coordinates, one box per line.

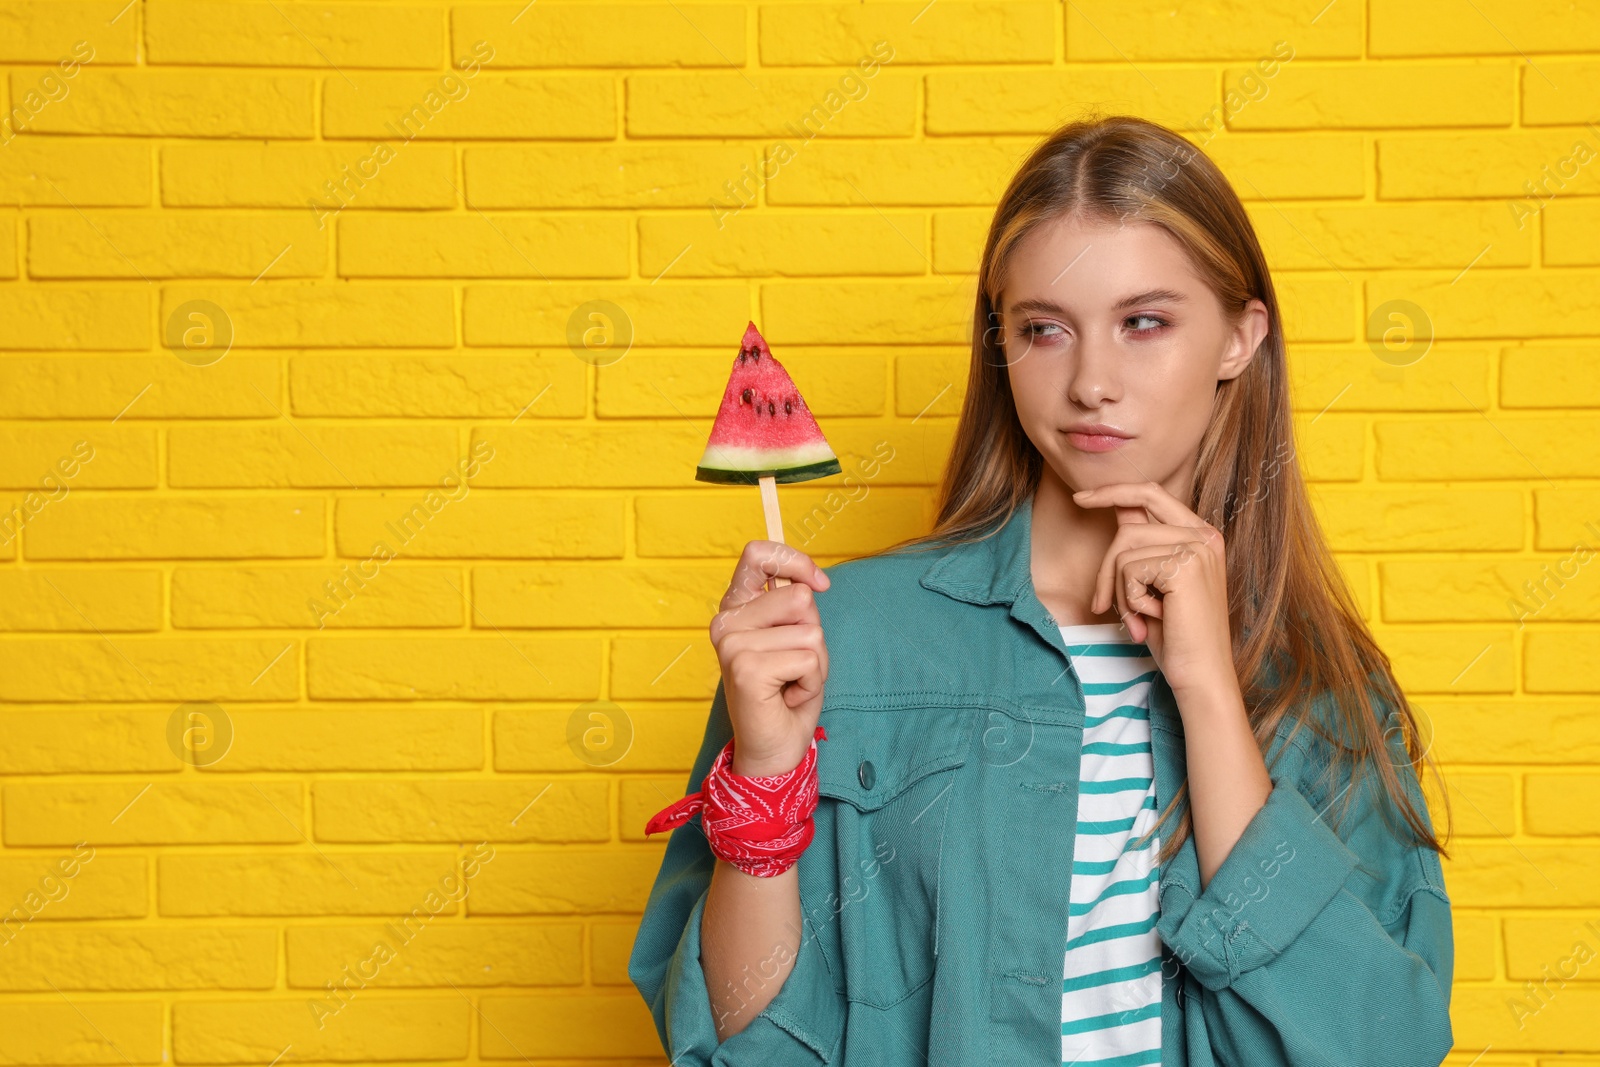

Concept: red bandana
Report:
left=644, top=725, right=828, bottom=878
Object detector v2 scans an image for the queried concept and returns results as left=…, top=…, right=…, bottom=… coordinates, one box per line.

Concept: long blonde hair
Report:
left=837, top=114, right=1448, bottom=865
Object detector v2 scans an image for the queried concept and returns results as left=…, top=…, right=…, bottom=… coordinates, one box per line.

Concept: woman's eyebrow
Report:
left=1006, top=288, right=1188, bottom=316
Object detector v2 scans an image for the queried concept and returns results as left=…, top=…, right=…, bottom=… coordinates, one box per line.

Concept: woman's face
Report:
left=997, top=211, right=1269, bottom=499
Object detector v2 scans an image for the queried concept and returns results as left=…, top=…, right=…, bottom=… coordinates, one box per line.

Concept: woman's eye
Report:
left=1025, top=321, right=1063, bottom=340
left=1127, top=314, right=1168, bottom=332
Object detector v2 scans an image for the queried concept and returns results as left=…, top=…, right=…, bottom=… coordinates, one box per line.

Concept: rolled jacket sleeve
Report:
left=1156, top=705, right=1455, bottom=1067
left=628, top=679, right=848, bottom=1066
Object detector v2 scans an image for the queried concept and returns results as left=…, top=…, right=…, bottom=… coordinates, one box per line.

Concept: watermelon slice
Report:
left=695, top=321, right=841, bottom=485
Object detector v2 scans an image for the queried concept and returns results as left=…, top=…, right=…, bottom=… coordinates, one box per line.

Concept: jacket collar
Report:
left=917, top=492, right=1037, bottom=608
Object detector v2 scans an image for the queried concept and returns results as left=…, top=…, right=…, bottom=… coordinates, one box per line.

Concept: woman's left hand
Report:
left=1072, top=481, right=1238, bottom=700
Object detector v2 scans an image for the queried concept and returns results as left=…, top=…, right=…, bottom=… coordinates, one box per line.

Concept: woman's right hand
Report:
left=710, top=540, right=832, bottom=778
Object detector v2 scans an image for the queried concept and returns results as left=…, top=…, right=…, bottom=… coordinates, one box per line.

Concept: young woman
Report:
left=629, top=114, right=1455, bottom=1067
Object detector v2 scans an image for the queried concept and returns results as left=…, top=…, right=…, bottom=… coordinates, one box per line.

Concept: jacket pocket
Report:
left=805, top=701, right=980, bottom=1010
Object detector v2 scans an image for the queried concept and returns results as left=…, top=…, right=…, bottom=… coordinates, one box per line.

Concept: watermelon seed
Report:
left=767, top=401, right=776, bottom=415
left=784, top=399, right=792, bottom=414
left=740, top=388, right=754, bottom=404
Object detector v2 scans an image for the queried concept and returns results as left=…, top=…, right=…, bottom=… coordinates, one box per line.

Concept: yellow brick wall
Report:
left=0, top=0, right=1596, bottom=1063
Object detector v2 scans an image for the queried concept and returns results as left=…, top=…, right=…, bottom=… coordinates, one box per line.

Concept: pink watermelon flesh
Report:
left=696, top=321, right=841, bottom=485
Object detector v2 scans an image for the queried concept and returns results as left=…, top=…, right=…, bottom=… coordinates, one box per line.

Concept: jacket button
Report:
left=858, top=759, right=876, bottom=790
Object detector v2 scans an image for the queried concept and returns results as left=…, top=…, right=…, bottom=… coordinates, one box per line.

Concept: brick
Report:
left=0, top=1001, right=162, bottom=1064
left=1534, top=489, right=1600, bottom=551
left=1204, top=134, right=1368, bottom=200
left=0, top=3, right=137, bottom=63
left=591, top=921, right=638, bottom=985
left=306, top=637, right=602, bottom=701
left=0, top=926, right=276, bottom=990
left=312, top=779, right=609, bottom=843
left=628, top=72, right=916, bottom=137
left=290, top=353, right=584, bottom=418
left=1223, top=64, right=1512, bottom=130
left=1379, top=627, right=1516, bottom=694
left=0, top=356, right=282, bottom=419
left=494, top=705, right=708, bottom=773
left=0, top=637, right=300, bottom=702
left=26, top=497, right=325, bottom=559
left=18, top=70, right=314, bottom=137
left=0, top=570, right=161, bottom=632
left=1285, top=413, right=1373, bottom=482
left=462, top=283, right=749, bottom=347
left=174, top=566, right=465, bottom=629
left=160, top=284, right=455, bottom=347
left=0, top=212, right=15, bottom=277
left=634, top=488, right=930, bottom=559
left=763, top=280, right=975, bottom=344
left=173, top=998, right=469, bottom=1063
left=1312, top=486, right=1523, bottom=550
left=1287, top=346, right=1492, bottom=412
left=0, top=709, right=174, bottom=772
left=467, top=848, right=663, bottom=915
left=1381, top=560, right=1599, bottom=624
left=610, top=634, right=720, bottom=701
left=1254, top=203, right=1530, bottom=271
left=1443, top=844, right=1600, bottom=908
left=1374, top=270, right=1600, bottom=339
left=475, top=564, right=726, bottom=629
left=464, top=144, right=758, bottom=208
left=207, top=707, right=483, bottom=772
left=323, top=73, right=615, bottom=140
left=895, top=347, right=969, bottom=417
left=598, top=348, right=888, bottom=418
left=168, top=423, right=461, bottom=487
left=1436, top=773, right=1516, bottom=836
left=1504, top=916, right=1600, bottom=979
left=1273, top=274, right=1356, bottom=342
left=1523, top=60, right=1600, bottom=125
left=159, top=851, right=461, bottom=915
left=334, top=495, right=624, bottom=559
left=0, top=852, right=147, bottom=918
left=760, top=4, right=1051, bottom=65
left=620, top=777, right=700, bottom=841
left=1375, top=417, right=1600, bottom=479
left=0, top=140, right=151, bottom=206
left=0, top=287, right=147, bottom=350
left=1544, top=198, right=1600, bottom=267
left=29, top=211, right=325, bottom=279
left=638, top=212, right=927, bottom=277
left=286, top=922, right=582, bottom=987
left=452, top=4, right=744, bottom=67
left=925, top=69, right=1214, bottom=135
left=162, top=142, right=456, bottom=209
left=0, top=424, right=156, bottom=488
left=1066, top=1, right=1358, bottom=60
left=1526, top=630, right=1600, bottom=693
left=1525, top=774, right=1600, bottom=834
left=4, top=781, right=304, bottom=846
left=338, top=214, right=629, bottom=278
left=1377, top=132, right=1600, bottom=200
left=930, top=209, right=987, bottom=275
left=1372, top=0, right=1600, bottom=56
left=1426, top=700, right=1600, bottom=765
left=146, top=1, right=442, bottom=67
left=764, top=140, right=1029, bottom=205
left=479, top=994, right=662, bottom=1059
left=1451, top=986, right=1600, bottom=1052
left=1451, top=911, right=1497, bottom=982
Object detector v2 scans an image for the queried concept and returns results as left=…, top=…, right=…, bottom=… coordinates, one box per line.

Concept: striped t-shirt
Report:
left=1059, top=622, right=1163, bottom=1067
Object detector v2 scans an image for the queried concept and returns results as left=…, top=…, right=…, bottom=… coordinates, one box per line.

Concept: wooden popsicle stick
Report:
left=757, top=474, right=791, bottom=589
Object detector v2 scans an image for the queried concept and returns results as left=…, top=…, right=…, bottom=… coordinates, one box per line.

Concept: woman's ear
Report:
left=1219, top=298, right=1271, bottom=381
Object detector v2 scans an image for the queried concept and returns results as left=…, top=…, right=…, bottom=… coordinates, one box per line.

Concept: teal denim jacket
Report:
left=629, top=493, right=1455, bottom=1065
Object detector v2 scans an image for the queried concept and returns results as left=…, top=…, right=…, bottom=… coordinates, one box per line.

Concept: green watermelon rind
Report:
left=695, top=456, right=842, bottom=485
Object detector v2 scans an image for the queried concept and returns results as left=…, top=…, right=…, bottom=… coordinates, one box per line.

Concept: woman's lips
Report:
left=1064, top=429, right=1132, bottom=453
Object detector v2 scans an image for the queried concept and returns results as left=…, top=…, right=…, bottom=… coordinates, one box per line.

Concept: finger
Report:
left=1091, top=523, right=1205, bottom=614
left=712, top=582, right=821, bottom=642
left=724, top=541, right=830, bottom=609
left=1074, top=481, right=1215, bottom=537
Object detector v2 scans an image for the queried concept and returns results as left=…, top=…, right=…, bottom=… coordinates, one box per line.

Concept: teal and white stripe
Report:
left=1059, top=623, right=1162, bottom=1067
